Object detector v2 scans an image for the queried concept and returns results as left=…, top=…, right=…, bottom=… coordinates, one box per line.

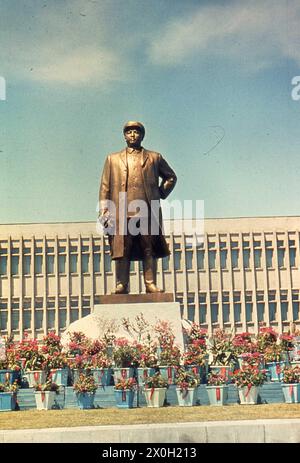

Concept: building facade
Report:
left=0, top=216, right=300, bottom=340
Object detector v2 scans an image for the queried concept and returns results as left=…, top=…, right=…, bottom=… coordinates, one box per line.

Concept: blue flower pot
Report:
left=0, top=392, right=17, bottom=411
left=0, top=370, right=19, bottom=385
left=136, top=367, right=156, bottom=386
left=266, top=362, right=286, bottom=382
left=76, top=392, right=95, bottom=409
left=186, top=365, right=207, bottom=384
left=114, top=389, right=135, bottom=408
left=92, top=368, right=112, bottom=387
left=159, top=366, right=176, bottom=384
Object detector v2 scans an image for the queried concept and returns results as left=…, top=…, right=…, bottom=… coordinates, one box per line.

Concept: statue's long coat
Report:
left=99, top=148, right=177, bottom=261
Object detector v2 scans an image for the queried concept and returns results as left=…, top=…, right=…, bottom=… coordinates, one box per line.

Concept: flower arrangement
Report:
left=232, top=365, right=267, bottom=387
left=41, top=332, right=62, bottom=355
left=206, top=373, right=228, bottom=386
left=144, top=372, right=169, bottom=389
left=114, top=377, right=137, bottom=391
left=91, top=353, right=112, bottom=369
left=66, top=331, right=89, bottom=357
left=44, top=351, right=68, bottom=370
left=23, top=352, right=47, bottom=372
left=263, top=344, right=285, bottom=363
left=209, top=329, right=236, bottom=366
left=282, top=366, right=300, bottom=384
left=67, top=354, right=93, bottom=370
left=279, top=333, right=294, bottom=352
left=232, top=332, right=257, bottom=355
left=154, top=319, right=182, bottom=366
left=0, top=380, right=19, bottom=394
left=113, top=338, right=136, bottom=368
left=73, top=373, right=97, bottom=394
left=34, top=379, right=60, bottom=393
left=238, top=352, right=264, bottom=367
left=174, top=368, right=198, bottom=392
left=130, top=336, right=159, bottom=368
left=183, top=323, right=207, bottom=347
left=182, top=339, right=207, bottom=367
left=256, top=327, right=278, bottom=352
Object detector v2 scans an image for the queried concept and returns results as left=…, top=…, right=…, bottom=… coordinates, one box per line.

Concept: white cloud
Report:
left=147, top=0, right=300, bottom=71
left=0, top=0, right=128, bottom=87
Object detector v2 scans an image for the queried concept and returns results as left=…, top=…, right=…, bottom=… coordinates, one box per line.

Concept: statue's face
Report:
left=124, top=128, right=144, bottom=148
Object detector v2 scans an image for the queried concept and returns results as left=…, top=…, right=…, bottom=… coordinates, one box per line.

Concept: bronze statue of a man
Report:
left=99, top=121, right=177, bottom=294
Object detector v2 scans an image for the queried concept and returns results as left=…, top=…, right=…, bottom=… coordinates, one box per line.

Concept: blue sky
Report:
left=1, top=0, right=300, bottom=223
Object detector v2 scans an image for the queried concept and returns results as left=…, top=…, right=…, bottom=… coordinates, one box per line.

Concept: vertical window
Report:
left=277, top=239, right=285, bottom=268
left=23, top=298, right=32, bottom=330
left=70, top=297, right=79, bottom=322
left=104, top=244, right=111, bottom=272
left=12, top=299, right=19, bottom=331
left=246, top=293, right=253, bottom=322
left=243, top=241, right=250, bottom=268
left=220, top=245, right=227, bottom=270
left=257, top=292, right=265, bottom=322
left=46, top=247, right=55, bottom=274
left=59, top=297, right=67, bottom=329
left=93, top=244, right=101, bottom=273
left=35, top=311, right=43, bottom=330
left=82, top=297, right=91, bottom=317
left=199, top=293, right=207, bottom=324
left=196, top=245, right=204, bottom=270
left=0, top=300, right=8, bottom=331
left=185, top=243, right=194, bottom=270
left=289, top=239, right=296, bottom=267
left=162, top=255, right=170, bottom=271
left=34, top=246, right=43, bottom=274
left=292, top=291, right=299, bottom=321
left=268, top=291, right=276, bottom=322
left=233, top=292, right=241, bottom=322
left=23, top=247, right=31, bottom=275
left=211, top=293, right=218, bottom=323
left=222, top=292, right=230, bottom=323
left=11, top=247, right=19, bottom=275
left=187, top=295, right=195, bottom=321
left=208, top=250, right=216, bottom=269
left=81, top=244, right=90, bottom=273
left=58, top=246, right=66, bottom=274
left=0, top=247, right=7, bottom=275
left=280, top=292, right=288, bottom=321
left=253, top=240, right=261, bottom=269
left=70, top=246, right=78, bottom=273
left=231, top=241, right=239, bottom=269
left=174, top=243, right=182, bottom=271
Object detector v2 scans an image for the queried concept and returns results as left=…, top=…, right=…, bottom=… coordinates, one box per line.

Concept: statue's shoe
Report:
left=113, top=283, right=129, bottom=294
left=145, top=283, right=164, bottom=293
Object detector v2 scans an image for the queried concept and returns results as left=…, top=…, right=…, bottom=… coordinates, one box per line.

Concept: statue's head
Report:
left=123, top=121, right=145, bottom=148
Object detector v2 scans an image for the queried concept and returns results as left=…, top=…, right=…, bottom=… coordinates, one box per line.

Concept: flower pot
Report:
left=265, top=362, right=286, bottom=381
left=209, top=365, right=232, bottom=384
left=76, top=392, right=95, bottom=409
left=238, top=385, right=259, bottom=404
left=0, top=392, right=17, bottom=411
left=281, top=383, right=300, bottom=403
left=159, top=366, right=176, bottom=385
left=112, top=367, right=134, bottom=384
left=186, top=365, right=207, bottom=384
left=25, top=370, right=46, bottom=387
left=0, top=369, right=19, bottom=385
left=136, top=367, right=156, bottom=387
left=176, top=387, right=197, bottom=406
left=114, top=389, right=135, bottom=408
left=34, top=391, right=56, bottom=410
left=49, top=368, right=68, bottom=386
left=144, top=388, right=167, bottom=407
left=206, top=385, right=228, bottom=406
left=91, top=368, right=112, bottom=387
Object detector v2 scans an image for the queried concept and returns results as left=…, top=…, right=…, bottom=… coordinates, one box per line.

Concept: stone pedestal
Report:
left=61, top=293, right=184, bottom=351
